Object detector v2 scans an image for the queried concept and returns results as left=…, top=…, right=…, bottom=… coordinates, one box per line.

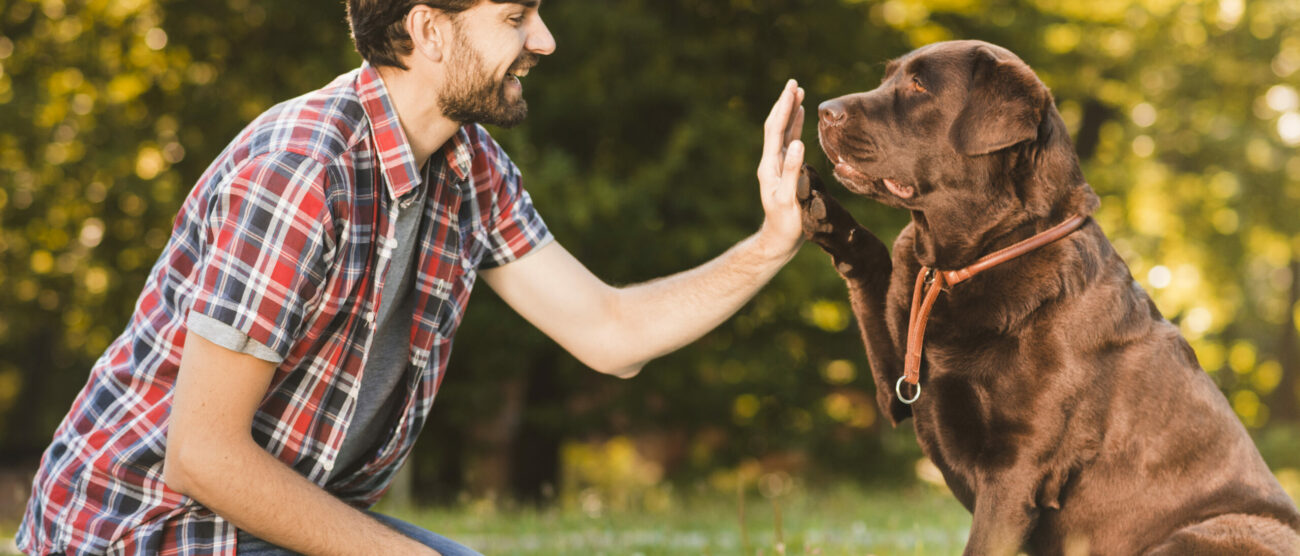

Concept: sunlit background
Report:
left=2, top=0, right=1299, bottom=552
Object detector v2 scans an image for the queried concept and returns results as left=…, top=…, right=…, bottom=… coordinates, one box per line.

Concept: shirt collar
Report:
left=357, top=63, right=474, bottom=200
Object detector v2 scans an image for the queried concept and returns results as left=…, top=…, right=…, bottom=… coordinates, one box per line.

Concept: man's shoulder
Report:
left=194, top=68, right=373, bottom=201
left=238, top=68, right=371, bottom=169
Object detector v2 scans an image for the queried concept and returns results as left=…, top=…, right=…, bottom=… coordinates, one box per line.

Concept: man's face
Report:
left=438, top=1, right=553, bottom=128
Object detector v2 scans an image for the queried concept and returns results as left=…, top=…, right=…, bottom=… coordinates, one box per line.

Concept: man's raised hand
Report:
left=756, top=79, right=807, bottom=260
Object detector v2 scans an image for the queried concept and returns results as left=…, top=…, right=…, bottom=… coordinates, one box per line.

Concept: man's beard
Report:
left=439, top=29, right=536, bottom=128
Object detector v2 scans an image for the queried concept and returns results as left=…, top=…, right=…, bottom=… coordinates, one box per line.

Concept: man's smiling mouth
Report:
left=507, top=53, right=539, bottom=82
left=505, top=65, right=530, bottom=93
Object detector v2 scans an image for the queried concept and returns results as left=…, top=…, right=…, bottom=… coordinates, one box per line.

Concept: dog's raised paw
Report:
left=795, top=165, right=889, bottom=276
left=798, top=165, right=837, bottom=239
left=796, top=164, right=823, bottom=203
left=809, top=197, right=827, bottom=220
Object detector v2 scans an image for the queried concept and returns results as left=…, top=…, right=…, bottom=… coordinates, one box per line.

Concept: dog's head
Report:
left=817, top=40, right=1098, bottom=265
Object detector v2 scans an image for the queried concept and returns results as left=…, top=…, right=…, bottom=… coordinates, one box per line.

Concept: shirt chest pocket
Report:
left=448, top=197, right=489, bottom=323
left=413, top=195, right=487, bottom=343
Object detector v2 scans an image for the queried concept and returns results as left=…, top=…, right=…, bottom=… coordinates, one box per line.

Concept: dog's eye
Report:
left=910, top=76, right=928, bottom=94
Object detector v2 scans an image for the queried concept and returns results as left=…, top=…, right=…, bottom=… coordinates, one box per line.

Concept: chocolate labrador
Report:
left=799, top=40, right=1300, bottom=555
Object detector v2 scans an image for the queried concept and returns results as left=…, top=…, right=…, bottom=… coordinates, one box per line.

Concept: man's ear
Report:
left=405, top=5, right=447, bottom=63
left=948, top=47, right=1048, bottom=156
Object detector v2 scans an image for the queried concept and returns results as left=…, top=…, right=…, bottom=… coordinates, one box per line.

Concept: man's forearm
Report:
left=167, top=438, right=435, bottom=556
left=599, top=230, right=799, bottom=376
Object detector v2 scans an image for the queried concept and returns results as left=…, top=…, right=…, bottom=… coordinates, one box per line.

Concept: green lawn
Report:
left=5, top=469, right=1299, bottom=555
left=0, top=485, right=971, bottom=555
left=383, top=485, right=971, bottom=556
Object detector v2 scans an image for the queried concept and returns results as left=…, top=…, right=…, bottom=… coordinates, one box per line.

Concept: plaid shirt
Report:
left=18, top=63, right=552, bottom=555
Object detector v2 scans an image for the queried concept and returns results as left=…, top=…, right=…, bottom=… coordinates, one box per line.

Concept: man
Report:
left=17, top=0, right=807, bottom=554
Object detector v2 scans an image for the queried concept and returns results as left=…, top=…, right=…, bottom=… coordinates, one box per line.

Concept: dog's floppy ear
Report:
left=948, top=46, right=1048, bottom=156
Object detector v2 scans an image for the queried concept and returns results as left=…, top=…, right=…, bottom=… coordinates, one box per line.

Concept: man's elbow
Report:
left=575, top=347, right=643, bottom=378
left=163, top=436, right=223, bottom=498
left=574, top=320, right=644, bottom=378
left=591, top=360, right=643, bottom=379
left=162, top=441, right=198, bottom=496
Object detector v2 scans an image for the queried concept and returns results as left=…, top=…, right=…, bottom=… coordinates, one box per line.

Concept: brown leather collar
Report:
left=897, top=215, right=1088, bottom=404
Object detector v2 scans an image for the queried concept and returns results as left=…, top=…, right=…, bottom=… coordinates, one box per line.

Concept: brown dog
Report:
left=800, top=40, right=1300, bottom=555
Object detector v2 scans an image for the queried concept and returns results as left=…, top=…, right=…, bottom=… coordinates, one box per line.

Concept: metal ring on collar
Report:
left=896, top=376, right=921, bottom=404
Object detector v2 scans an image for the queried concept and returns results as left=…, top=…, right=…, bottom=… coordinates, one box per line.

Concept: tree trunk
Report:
left=2, top=322, right=56, bottom=465
left=1270, top=258, right=1300, bottom=422
left=384, top=455, right=415, bottom=510
left=465, top=377, right=526, bottom=498
left=508, top=352, right=562, bottom=504
left=414, top=425, right=465, bottom=505
left=1074, top=98, right=1114, bottom=162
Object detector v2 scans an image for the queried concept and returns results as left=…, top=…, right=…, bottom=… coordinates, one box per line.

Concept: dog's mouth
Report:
left=833, top=162, right=915, bottom=200
left=819, top=132, right=915, bottom=200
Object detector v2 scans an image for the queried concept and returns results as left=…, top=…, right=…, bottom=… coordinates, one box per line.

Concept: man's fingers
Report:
left=781, top=106, right=805, bottom=163
left=764, top=80, right=797, bottom=134
left=779, top=140, right=805, bottom=197
left=783, top=89, right=805, bottom=147
left=784, top=140, right=805, bottom=172
left=762, top=80, right=798, bottom=173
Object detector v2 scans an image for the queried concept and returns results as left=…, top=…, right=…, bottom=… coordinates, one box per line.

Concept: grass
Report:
left=382, top=485, right=971, bottom=555
left=0, top=485, right=970, bottom=555
left=4, top=471, right=1299, bottom=555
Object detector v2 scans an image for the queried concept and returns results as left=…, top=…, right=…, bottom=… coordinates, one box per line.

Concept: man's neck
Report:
left=375, top=64, right=461, bottom=167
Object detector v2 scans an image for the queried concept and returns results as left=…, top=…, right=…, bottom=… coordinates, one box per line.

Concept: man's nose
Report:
left=819, top=99, right=847, bottom=127
left=527, top=15, right=556, bottom=55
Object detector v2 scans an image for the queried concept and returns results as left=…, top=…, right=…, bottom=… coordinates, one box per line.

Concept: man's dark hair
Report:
left=347, top=0, right=506, bottom=69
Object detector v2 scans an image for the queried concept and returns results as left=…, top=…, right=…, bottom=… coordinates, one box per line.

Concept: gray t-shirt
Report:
left=188, top=167, right=430, bottom=483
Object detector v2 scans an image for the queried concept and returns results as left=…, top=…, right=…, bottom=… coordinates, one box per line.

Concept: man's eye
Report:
left=508, top=15, right=524, bottom=25
left=910, top=76, right=927, bottom=93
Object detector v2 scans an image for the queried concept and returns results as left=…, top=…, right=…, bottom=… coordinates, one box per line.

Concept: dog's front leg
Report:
left=964, top=484, right=1039, bottom=556
left=797, top=166, right=910, bottom=423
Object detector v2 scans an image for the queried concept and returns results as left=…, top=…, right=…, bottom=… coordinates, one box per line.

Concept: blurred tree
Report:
left=2, top=0, right=1297, bottom=505
left=0, top=0, right=357, bottom=460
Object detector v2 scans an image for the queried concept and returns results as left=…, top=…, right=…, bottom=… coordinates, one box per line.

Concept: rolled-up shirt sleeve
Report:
left=187, top=311, right=284, bottom=363
left=476, top=133, right=553, bottom=269
left=188, top=151, right=335, bottom=360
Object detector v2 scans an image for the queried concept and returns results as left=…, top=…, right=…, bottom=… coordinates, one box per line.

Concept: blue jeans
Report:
left=236, top=511, right=482, bottom=555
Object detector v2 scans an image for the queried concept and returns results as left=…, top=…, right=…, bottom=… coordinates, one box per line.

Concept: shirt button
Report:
left=322, top=460, right=334, bottom=471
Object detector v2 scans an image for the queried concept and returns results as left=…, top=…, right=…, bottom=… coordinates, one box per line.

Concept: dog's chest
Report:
left=913, top=367, right=1030, bottom=464
left=907, top=325, right=1057, bottom=494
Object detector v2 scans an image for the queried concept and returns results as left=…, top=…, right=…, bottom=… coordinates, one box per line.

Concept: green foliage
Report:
left=0, top=0, right=358, bottom=453
left=2, top=0, right=1298, bottom=501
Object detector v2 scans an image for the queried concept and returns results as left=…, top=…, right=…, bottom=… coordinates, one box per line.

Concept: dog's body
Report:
left=800, top=40, right=1300, bottom=555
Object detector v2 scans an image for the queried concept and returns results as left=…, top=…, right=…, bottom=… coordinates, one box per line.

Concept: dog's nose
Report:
left=819, top=100, right=847, bottom=127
